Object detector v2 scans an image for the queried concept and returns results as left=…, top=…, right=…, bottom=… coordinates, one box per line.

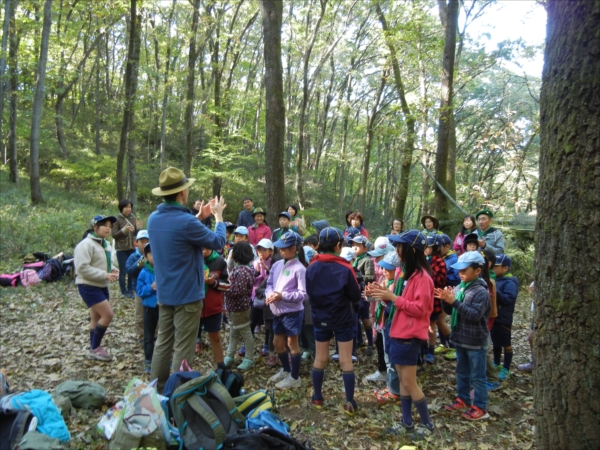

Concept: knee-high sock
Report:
left=91, top=324, right=107, bottom=350
left=503, top=346, right=513, bottom=371
left=278, top=351, right=291, bottom=373
left=290, top=352, right=302, bottom=380
left=342, top=371, right=356, bottom=406
left=89, top=329, right=95, bottom=348
left=493, top=346, right=502, bottom=366
left=365, top=327, right=373, bottom=346
left=400, top=395, right=413, bottom=426
left=312, top=368, right=325, bottom=401
left=414, top=396, right=432, bottom=426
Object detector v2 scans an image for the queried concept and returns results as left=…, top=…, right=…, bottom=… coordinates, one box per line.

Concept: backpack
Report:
left=0, top=273, right=20, bottom=288
left=246, top=410, right=290, bottom=436
left=0, top=410, right=34, bottom=450
left=163, top=361, right=202, bottom=399
left=22, top=261, right=45, bottom=270
left=54, top=380, right=106, bottom=409
left=39, top=259, right=65, bottom=283
left=222, top=428, right=314, bottom=450
left=20, top=269, right=40, bottom=287
left=216, top=368, right=244, bottom=397
left=170, top=371, right=245, bottom=450
left=233, top=389, right=274, bottom=418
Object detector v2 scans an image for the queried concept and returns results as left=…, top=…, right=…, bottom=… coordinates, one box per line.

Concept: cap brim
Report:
left=152, top=178, right=196, bottom=196
left=379, top=262, right=396, bottom=270
left=367, top=249, right=385, bottom=256
left=273, top=240, right=292, bottom=248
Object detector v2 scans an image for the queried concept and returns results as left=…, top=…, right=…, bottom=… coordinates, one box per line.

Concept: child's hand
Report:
left=111, top=268, right=120, bottom=275
left=437, top=287, right=456, bottom=304
left=366, top=283, right=396, bottom=302
left=106, top=272, right=118, bottom=282
left=205, top=275, right=215, bottom=286
left=266, top=292, right=282, bottom=304
left=151, top=281, right=156, bottom=290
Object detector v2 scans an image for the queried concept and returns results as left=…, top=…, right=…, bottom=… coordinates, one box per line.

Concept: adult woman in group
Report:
left=421, top=215, right=442, bottom=237
left=347, top=212, right=369, bottom=238
left=287, top=204, right=306, bottom=236
left=390, top=219, right=404, bottom=235
left=452, top=215, right=477, bottom=256
left=112, top=199, right=142, bottom=297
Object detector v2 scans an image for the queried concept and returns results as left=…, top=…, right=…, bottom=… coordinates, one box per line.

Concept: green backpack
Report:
left=170, top=371, right=245, bottom=450
left=233, top=389, right=275, bottom=418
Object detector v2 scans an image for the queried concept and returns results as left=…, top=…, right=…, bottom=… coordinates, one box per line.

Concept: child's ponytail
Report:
left=297, top=245, right=308, bottom=268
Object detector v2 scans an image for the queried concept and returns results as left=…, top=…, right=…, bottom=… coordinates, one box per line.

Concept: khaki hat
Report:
left=152, top=167, right=195, bottom=196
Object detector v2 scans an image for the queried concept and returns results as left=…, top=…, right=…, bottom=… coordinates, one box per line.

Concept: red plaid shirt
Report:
left=429, top=254, right=447, bottom=313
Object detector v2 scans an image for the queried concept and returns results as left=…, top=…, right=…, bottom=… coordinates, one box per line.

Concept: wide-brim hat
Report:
left=152, top=167, right=196, bottom=196
left=421, top=215, right=439, bottom=230
left=252, top=208, right=266, bottom=217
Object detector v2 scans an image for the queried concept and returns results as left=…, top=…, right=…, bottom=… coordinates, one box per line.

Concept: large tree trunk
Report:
left=29, top=0, right=52, bottom=204
left=7, top=0, right=18, bottom=183
left=434, top=0, right=458, bottom=221
left=534, top=1, right=600, bottom=448
left=0, top=0, right=11, bottom=164
left=259, top=0, right=286, bottom=227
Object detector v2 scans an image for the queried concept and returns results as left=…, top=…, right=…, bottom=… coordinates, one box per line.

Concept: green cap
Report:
left=475, top=209, right=494, bottom=219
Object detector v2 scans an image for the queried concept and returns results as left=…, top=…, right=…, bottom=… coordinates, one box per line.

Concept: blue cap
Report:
left=349, top=235, right=370, bottom=246
left=426, top=234, right=443, bottom=247
left=278, top=211, right=291, bottom=220
left=90, top=215, right=117, bottom=227
left=233, top=226, right=249, bottom=235
left=368, top=237, right=394, bottom=257
left=136, top=230, right=149, bottom=240
left=387, top=230, right=428, bottom=252
left=345, top=227, right=361, bottom=240
left=495, top=254, right=512, bottom=268
left=303, top=246, right=317, bottom=263
left=319, top=227, right=344, bottom=245
left=378, top=252, right=401, bottom=270
left=312, top=219, right=330, bottom=234
left=451, top=251, right=486, bottom=270
left=273, top=231, right=303, bottom=249
left=440, top=234, right=452, bottom=246
left=339, top=247, right=357, bottom=262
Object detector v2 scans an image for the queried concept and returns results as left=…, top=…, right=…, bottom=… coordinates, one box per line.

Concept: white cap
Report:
left=256, top=238, right=274, bottom=250
left=136, top=230, right=149, bottom=240
left=340, top=247, right=356, bottom=262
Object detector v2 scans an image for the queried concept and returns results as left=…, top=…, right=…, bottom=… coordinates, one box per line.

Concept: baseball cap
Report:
left=233, top=226, right=249, bottom=235
left=224, top=221, right=236, bottom=230
left=278, top=211, right=291, bottom=220
left=368, top=237, right=394, bottom=257
left=440, top=234, right=452, bottom=246
left=90, top=215, right=117, bottom=227
left=256, top=238, right=274, bottom=250
left=378, top=252, right=401, bottom=271
left=136, top=230, right=149, bottom=240
left=312, top=220, right=331, bottom=234
left=387, top=230, right=428, bottom=252
left=495, top=254, right=512, bottom=268
left=426, top=234, right=442, bottom=247
left=273, top=231, right=303, bottom=249
left=451, top=251, right=486, bottom=270
left=319, top=227, right=344, bottom=245
left=340, top=247, right=356, bottom=262
left=303, top=246, right=317, bottom=263
left=349, top=235, right=370, bottom=246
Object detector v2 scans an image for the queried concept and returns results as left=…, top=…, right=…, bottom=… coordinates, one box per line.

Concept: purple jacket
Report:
left=265, top=258, right=307, bottom=316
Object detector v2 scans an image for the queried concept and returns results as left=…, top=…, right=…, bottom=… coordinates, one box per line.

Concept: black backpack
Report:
left=222, top=428, right=313, bottom=450
left=39, top=259, right=65, bottom=283
left=216, top=368, right=244, bottom=397
left=0, top=410, right=34, bottom=450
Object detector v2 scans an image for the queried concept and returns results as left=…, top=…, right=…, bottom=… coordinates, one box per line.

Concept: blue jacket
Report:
left=495, top=273, right=519, bottom=325
left=126, top=248, right=144, bottom=280
left=237, top=209, right=255, bottom=227
left=306, top=257, right=362, bottom=331
left=148, top=203, right=226, bottom=306
left=443, top=252, right=460, bottom=287
left=137, top=266, right=157, bottom=308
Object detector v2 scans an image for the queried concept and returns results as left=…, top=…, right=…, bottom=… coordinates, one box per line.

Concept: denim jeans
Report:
left=116, top=249, right=134, bottom=294
left=455, top=345, right=488, bottom=410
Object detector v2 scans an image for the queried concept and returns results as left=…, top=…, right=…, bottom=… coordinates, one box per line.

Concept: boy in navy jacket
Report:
left=136, top=243, right=158, bottom=373
left=126, top=230, right=150, bottom=342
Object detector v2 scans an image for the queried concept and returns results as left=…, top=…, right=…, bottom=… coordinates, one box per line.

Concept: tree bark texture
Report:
left=259, top=0, right=286, bottom=227
left=183, top=0, right=201, bottom=177
left=434, top=0, right=458, bottom=221
left=29, top=0, right=52, bottom=203
left=0, top=0, right=11, bottom=163
left=7, top=0, right=18, bottom=183
left=534, top=1, right=600, bottom=448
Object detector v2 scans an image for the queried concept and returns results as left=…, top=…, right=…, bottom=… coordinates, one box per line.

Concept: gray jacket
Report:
left=478, top=227, right=505, bottom=254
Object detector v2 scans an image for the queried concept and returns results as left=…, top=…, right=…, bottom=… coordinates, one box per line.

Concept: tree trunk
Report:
left=94, top=32, right=101, bottom=155
left=434, top=0, right=458, bottom=221
left=259, top=0, right=286, bottom=227
left=534, top=1, right=600, bottom=448
left=29, top=0, right=52, bottom=204
left=183, top=0, right=201, bottom=177
left=117, top=0, right=141, bottom=200
left=7, top=0, right=18, bottom=183
left=0, top=0, right=11, bottom=164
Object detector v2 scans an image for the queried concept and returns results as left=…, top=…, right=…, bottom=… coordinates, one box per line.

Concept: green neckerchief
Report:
left=144, top=261, right=155, bottom=274
left=451, top=280, right=475, bottom=330
left=426, top=255, right=432, bottom=262
left=490, top=271, right=497, bottom=280
left=501, top=272, right=513, bottom=278
left=164, top=200, right=183, bottom=207
left=375, top=279, right=395, bottom=326
left=424, top=229, right=438, bottom=236
left=386, top=266, right=406, bottom=325
left=352, top=252, right=368, bottom=268
left=477, top=227, right=492, bottom=237
left=91, top=232, right=111, bottom=272
left=203, top=251, right=220, bottom=294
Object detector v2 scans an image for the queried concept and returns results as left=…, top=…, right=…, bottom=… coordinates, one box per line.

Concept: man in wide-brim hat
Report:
left=148, top=167, right=228, bottom=392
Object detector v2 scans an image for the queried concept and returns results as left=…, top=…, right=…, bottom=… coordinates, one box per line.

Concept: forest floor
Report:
left=0, top=281, right=535, bottom=450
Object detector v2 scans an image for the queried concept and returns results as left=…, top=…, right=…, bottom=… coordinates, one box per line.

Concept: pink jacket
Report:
left=389, top=270, right=434, bottom=341
left=248, top=223, right=272, bottom=247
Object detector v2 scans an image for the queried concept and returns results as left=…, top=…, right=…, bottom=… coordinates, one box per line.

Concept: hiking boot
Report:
left=425, top=353, right=435, bottom=364
left=87, top=346, right=113, bottom=362
left=343, top=400, right=358, bottom=415
left=238, top=345, right=246, bottom=357
left=267, top=355, right=277, bottom=367
left=498, top=367, right=511, bottom=381
left=462, top=405, right=489, bottom=420
left=365, top=370, right=387, bottom=383
left=434, top=345, right=448, bottom=355
left=311, top=398, right=324, bottom=409
left=518, top=361, right=534, bottom=372
left=412, top=422, right=435, bottom=441
left=366, top=346, right=374, bottom=357
left=444, top=349, right=457, bottom=360
left=385, top=420, right=414, bottom=435
left=487, top=381, right=502, bottom=391
left=374, top=388, right=399, bottom=404
left=269, top=368, right=289, bottom=383
left=237, top=358, right=254, bottom=371
left=445, top=397, right=469, bottom=412
left=261, top=345, right=269, bottom=357
left=275, top=374, right=301, bottom=389
left=223, top=356, right=234, bottom=368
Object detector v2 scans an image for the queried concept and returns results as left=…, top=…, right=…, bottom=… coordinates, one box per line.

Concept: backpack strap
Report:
left=207, top=379, right=245, bottom=425
left=186, top=394, right=227, bottom=447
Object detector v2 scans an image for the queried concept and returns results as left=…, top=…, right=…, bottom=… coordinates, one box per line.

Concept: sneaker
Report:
left=238, top=345, right=246, bottom=357
left=425, top=353, right=435, bottom=364
left=498, top=367, right=511, bottom=381
left=267, top=355, right=277, bottom=366
left=301, top=351, right=311, bottom=361
left=365, top=370, right=387, bottom=383
left=332, top=353, right=339, bottom=360
left=462, top=405, right=489, bottom=420
left=385, top=420, right=415, bottom=435
left=275, top=374, right=301, bottom=389
left=351, top=355, right=358, bottom=362
left=269, top=368, right=289, bottom=383
left=311, top=398, right=324, bottom=409
left=87, top=346, right=113, bottom=362
left=343, top=400, right=358, bottom=415
left=366, top=346, right=374, bottom=357
left=444, top=349, right=457, bottom=360
left=223, top=356, right=234, bottom=368
left=412, top=422, right=435, bottom=441
left=518, top=361, right=534, bottom=372
left=445, top=397, right=469, bottom=412
left=237, top=358, right=254, bottom=371
left=254, top=326, right=261, bottom=334
left=261, top=345, right=269, bottom=357
left=487, top=381, right=502, bottom=391
left=374, top=388, right=399, bottom=404
left=144, top=361, right=151, bottom=374
left=434, top=345, right=448, bottom=355
left=493, top=362, right=503, bottom=370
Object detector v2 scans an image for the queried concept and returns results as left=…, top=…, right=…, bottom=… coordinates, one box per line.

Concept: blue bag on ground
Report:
left=246, top=410, right=290, bottom=436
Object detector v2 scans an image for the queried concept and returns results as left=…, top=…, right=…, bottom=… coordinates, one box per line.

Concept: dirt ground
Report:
left=0, top=281, right=535, bottom=449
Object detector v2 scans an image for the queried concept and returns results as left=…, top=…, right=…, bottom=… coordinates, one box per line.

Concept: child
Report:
left=197, top=247, right=230, bottom=369
left=335, top=248, right=363, bottom=362
left=304, top=234, right=319, bottom=251
left=251, top=238, right=274, bottom=354
left=266, top=231, right=308, bottom=389
left=424, top=235, right=447, bottom=364
left=306, top=227, right=362, bottom=414
left=272, top=212, right=293, bottom=242
left=137, top=243, right=159, bottom=373
left=350, top=235, right=375, bottom=357
left=479, top=247, right=501, bottom=391
left=301, top=246, right=317, bottom=361
left=261, top=252, right=283, bottom=366
left=492, top=255, right=519, bottom=381
left=248, top=208, right=272, bottom=246
left=222, top=222, right=236, bottom=258
left=463, top=233, right=480, bottom=253
left=75, top=215, right=119, bottom=361
left=421, top=215, right=442, bottom=237
left=435, top=234, right=459, bottom=359
left=227, top=226, right=258, bottom=271
left=126, top=230, right=150, bottom=343
left=224, top=242, right=256, bottom=371
left=452, top=215, right=478, bottom=256
left=368, top=230, right=435, bottom=439
left=437, top=251, right=491, bottom=421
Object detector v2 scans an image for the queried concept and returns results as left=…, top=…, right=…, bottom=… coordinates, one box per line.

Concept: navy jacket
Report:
left=237, top=209, right=255, bottom=228
left=306, top=258, right=362, bottom=331
left=148, top=203, right=226, bottom=306
left=495, top=274, right=519, bottom=326
left=443, top=252, right=460, bottom=287
left=126, top=248, right=144, bottom=284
